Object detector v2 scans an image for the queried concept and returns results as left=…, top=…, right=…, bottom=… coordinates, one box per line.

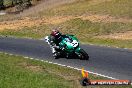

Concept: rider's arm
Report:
left=49, top=36, right=56, bottom=46
left=59, top=42, right=66, bottom=50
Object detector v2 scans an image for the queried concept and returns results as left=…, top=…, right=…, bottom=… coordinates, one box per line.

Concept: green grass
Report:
left=0, top=52, right=131, bottom=88
left=0, top=53, right=77, bottom=88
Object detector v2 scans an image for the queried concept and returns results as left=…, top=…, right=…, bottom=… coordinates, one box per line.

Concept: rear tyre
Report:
left=79, top=49, right=89, bottom=60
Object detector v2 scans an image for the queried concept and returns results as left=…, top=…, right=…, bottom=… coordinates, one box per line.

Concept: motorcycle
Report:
left=45, top=35, right=89, bottom=60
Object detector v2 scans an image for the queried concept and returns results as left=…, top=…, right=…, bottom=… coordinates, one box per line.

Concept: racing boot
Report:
left=53, top=52, right=60, bottom=59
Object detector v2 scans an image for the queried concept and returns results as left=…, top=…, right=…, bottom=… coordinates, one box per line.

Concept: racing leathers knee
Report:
left=46, top=35, right=60, bottom=54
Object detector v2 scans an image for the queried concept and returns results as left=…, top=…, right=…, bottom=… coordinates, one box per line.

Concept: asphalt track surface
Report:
left=0, top=37, right=132, bottom=80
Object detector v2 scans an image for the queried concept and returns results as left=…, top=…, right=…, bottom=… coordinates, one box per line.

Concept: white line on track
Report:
left=0, top=52, right=128, bottom=81
left=26, top=58, right=118, bottom=80
left=24, top=57, right=29, bottom=58
left=31, top=57, right=118, bottom=80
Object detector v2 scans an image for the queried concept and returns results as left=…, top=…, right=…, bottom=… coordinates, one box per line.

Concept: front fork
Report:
left=75, top=47, right=81, bottom=57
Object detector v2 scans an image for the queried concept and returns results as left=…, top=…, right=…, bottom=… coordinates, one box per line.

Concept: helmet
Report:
left=51, top=29, right=62, bottom=39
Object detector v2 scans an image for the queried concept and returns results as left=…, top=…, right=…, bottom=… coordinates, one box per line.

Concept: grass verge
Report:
left=0, top=52, right=82, bottom=88
left=0, top=53, right=74, bottom=88
left=82, top=37, right=132, bottom=49
left=0, top=52, right=131, bottom=88
left=0, top=18, right=132, bottom=48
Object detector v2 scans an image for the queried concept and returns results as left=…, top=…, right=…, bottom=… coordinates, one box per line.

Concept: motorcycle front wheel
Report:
left=79, top=49, right=89, bottom=60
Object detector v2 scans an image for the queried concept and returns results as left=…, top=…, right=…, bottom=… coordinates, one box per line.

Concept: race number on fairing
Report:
left=71, top=40, right=78, bottom=47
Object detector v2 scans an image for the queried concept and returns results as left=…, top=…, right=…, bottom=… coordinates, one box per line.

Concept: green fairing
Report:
left=59, top=35, right=80, bottom=53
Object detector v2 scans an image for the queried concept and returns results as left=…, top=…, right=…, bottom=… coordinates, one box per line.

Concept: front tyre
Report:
left=79, top=49, right=89, bottom=60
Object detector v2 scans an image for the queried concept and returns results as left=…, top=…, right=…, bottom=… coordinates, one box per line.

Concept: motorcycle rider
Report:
left=46, top=29, right=63, bottom=58
left=45, top=29, right=89, bottom=60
